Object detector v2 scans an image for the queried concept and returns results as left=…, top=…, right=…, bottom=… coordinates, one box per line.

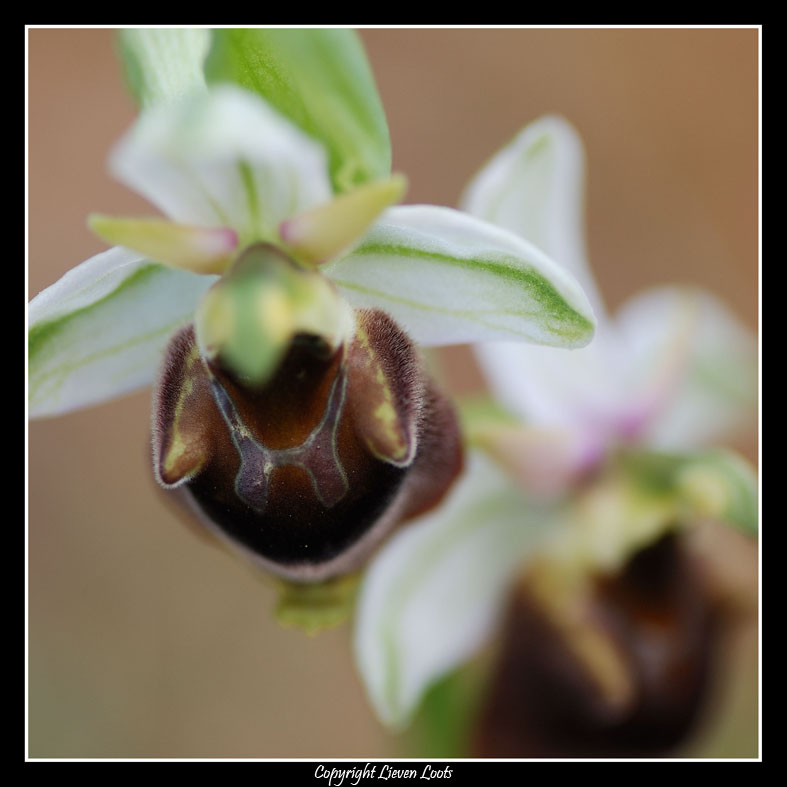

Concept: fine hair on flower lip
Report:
left=152, top=299, right=463, bottom=583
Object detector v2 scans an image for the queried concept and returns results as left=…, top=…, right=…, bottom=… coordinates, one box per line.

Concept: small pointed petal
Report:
left=280, top=175, right=407, bottom=264
left=89, top=214, right=237, bottom=275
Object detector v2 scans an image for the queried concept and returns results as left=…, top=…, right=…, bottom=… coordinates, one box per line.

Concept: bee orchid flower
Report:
left=354, top=115, right=758, bottom=749
left=28, top=31, right=597, bottom=623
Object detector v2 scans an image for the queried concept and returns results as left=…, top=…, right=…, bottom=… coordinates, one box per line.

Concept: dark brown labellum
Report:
left=473, top=533, right=717, bottom=758
left=153, top=304, right=462, bottom=583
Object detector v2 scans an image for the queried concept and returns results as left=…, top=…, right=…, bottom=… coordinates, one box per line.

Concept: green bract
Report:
left=204, top=28, right=391, bottom=193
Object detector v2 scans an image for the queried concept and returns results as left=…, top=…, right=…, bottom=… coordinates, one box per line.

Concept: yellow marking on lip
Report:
left=162, top=347, right=209, bottom=483
left=354, top=324, right=410, bottom=464
left=373, top=400, right=407, bottom=461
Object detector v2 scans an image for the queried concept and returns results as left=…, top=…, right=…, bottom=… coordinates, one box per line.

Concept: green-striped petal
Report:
left=28, top=246, right=214, bottom=418
left=461, top=115, right=605, bottom=319
left=323, top=205, right=596, bottom=347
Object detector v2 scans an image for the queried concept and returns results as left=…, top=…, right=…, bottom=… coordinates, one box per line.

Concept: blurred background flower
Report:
left=353, top=114, right=757, bottom=758
left=28, top=27, right=758, bottom=758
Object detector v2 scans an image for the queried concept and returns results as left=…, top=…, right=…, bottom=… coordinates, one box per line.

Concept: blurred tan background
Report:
left=28, top=28, right=759, bottom=758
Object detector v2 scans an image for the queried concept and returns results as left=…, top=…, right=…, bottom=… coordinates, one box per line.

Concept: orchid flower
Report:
left=27, top=31, right=597, bottom=625
left=354, top=115, right=758, bottom=745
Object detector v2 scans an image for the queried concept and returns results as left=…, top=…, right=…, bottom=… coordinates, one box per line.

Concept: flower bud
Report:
left=473, top=533, right=717, bottom=757
left=152, top=245, right=462, bottom=583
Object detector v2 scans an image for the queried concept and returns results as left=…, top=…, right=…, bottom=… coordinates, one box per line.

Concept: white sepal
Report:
left=324, top=205, right=596, bottom=348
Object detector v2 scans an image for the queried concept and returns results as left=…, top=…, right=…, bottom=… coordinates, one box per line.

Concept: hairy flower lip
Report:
left=153, top=302, right=463, bottom=583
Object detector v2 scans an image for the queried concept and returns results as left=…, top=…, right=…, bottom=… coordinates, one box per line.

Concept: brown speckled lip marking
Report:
left=208, top=361, right=349, bottom=513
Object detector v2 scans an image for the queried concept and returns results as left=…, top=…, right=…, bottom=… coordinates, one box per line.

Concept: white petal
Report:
left=109, top=85, right=333, bottom=242
left=615, top=287, right=757, bottom=449
left=29, top=247, right=214, bottom=418
left=461, top=115, right=606, bottom=318
left=475, top=326, right=628, bottom=440
left=324, top=205, right=596, bottom=347
left=354, top=451, right=553, bottom=729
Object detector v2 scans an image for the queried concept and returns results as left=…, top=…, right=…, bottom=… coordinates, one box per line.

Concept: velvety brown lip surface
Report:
left=474, top=533, right=717, bottom=758
left=154, top=304, right=462, bottom=573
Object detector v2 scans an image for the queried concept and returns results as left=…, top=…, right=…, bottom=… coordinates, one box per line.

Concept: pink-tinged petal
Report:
left=280, top=175, right=407, bottom=264
left=475, top=328, right=626, bottom=443
left=89, top=215, right=237, bottom=274
left=615, top=287, right=757, bottom=450
left=473, top=425, right=602, bottom=501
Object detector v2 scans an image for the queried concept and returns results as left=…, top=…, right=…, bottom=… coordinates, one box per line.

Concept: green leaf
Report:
left=354, top=451, right=552, bottom=729
left=29, top=247, right=214, bottom=418
left=323, top=205, right=596, bottom=347
left=117, top=29, right=211, bottom=109
left=204, top=28, right=391, bottom=193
